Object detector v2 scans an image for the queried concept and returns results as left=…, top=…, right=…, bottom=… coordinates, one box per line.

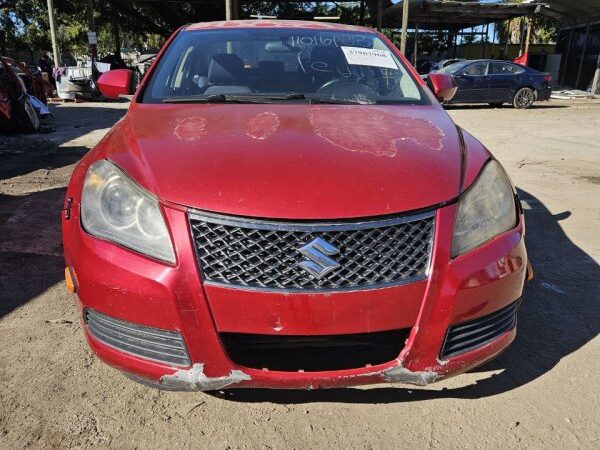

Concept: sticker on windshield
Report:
left=341, top=46, right=398, bottom=69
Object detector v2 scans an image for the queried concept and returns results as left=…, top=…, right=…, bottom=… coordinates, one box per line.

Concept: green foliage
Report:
left=494, top=0, right=558, bottom=45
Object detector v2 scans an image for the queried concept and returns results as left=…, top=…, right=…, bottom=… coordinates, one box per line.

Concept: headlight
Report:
left=451, top=160, right=517, bottom=257
left=81, top=160, right=176, bottom=263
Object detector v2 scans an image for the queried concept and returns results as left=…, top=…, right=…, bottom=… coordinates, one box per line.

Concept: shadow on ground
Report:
left=0, top=188, right=66, bottom=318
left=215, top=188, right=599, bottom=404
left=0, top=103, right=126, bottom=317
left=445, top=103, right=568, bottom=110
left=0, top=104, right=125, bottom=180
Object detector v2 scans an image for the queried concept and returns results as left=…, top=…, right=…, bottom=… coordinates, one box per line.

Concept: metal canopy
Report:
left=539, top=0, right=600, bottom=26
left=384, top=1, right=548, bottom=30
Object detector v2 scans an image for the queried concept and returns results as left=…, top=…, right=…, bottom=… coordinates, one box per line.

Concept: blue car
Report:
left=435, top=59, right=552, bottom=109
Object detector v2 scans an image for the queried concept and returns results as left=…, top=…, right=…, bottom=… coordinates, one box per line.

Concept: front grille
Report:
left=440, top=300, right=520, bottom=359
left=84, top=309, right=190, bottom=366
left=189, top=211, right=434, bottom=291
left=220, top=329, right=410, bottom=372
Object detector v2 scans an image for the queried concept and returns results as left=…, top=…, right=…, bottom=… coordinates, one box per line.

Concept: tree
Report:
left=495, top=0, right=558, bottom=46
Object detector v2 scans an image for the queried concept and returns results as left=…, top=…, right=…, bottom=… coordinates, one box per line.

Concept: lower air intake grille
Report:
left=84, top=309, right=190, bottom=366
left=440, top=300, right=520, bottom=359
left=219, top=329, right=410, bottom=372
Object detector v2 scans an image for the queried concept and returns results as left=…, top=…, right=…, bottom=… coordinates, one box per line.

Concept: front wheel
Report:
left=513, top=87, right=535, bottom=109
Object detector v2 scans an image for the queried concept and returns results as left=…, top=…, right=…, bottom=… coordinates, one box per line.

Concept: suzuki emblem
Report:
left=298, top=237, right=341, bottom=279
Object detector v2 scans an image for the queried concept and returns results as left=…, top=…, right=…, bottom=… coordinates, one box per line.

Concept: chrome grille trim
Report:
left=85, top=309, right=191, bottom=366
left=189, top=210, right=435, bottom=292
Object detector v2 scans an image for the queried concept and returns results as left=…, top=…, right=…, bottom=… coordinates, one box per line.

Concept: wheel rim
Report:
left=516, top=89, right=534, bottom=108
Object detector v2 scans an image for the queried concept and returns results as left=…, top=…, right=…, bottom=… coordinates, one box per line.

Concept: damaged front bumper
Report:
left=66, top=201, right=527, bottom=391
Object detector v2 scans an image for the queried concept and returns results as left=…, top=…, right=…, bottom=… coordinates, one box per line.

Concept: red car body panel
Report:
left=62, top=21, right=528, bottom=390
left=103, top=102, right=461, bottom=220
left=2, top=56, right=47, bottom=105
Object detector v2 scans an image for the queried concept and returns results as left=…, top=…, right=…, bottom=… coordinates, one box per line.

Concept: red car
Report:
left=0, top=56, right=39, bottom=133
left=2, top=56, right=49, bottom=105
left=63, top=21, right=529, bottom=391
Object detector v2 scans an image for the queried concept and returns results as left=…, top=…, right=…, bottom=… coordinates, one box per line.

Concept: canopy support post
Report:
left=575, top=23, right=590, bottom=89
left=400, top=0, right=410, bottom=55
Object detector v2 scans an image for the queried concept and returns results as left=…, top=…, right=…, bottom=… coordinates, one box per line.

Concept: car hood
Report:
left=107, top=102, right=462, bottom=219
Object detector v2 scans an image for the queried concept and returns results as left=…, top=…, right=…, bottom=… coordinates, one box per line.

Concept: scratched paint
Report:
left=174, top=116, right=208, bottom=142
left=309, top=106, right=445, bottom=157
left=247, top=112, right=280, bottom=140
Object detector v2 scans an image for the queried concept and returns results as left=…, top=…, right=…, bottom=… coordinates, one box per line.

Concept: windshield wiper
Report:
left=162, top=92, right=373, bottom=105
left=277, top=93, right=375, bottom=105
left=162, top=94, right=263, bottom=104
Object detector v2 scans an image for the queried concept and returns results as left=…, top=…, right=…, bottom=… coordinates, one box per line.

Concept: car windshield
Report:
left=141, top=28, right=428, bottom=105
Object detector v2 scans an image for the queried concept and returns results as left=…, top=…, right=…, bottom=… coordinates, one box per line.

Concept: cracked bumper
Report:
left=65, top=201, right=527, bottom=391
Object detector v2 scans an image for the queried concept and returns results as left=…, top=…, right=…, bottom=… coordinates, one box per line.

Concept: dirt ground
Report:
left=1, top=99, right=599, bottom=449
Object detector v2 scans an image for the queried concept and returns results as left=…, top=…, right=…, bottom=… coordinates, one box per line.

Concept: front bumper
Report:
left=63, top=200, right=527, bottom=391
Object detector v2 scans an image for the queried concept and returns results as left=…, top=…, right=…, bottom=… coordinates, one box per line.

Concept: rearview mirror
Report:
left=427, top=73, right=458, bottom=102
left=97, top=69, right=134, bottom=100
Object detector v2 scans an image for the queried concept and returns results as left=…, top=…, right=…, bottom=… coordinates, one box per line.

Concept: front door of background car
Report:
left=489, top=62, right=524, bottom=102
left=452, top=61, right=490, bottom=103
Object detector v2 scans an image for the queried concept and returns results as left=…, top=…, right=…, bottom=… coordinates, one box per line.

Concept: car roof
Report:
left=185, top=19, right=376, bottom=34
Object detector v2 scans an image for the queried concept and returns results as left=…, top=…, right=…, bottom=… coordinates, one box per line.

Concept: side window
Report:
left=464, top=62, right=488, bottom=76
left=491, top=62, right=524, bottom=75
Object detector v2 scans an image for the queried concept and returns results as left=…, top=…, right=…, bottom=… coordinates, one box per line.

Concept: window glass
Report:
left=490, top=62, right=524, bottom=75
left=463, top=62, right=488, bottom=76
left=142, top=28, right=428, bottom=105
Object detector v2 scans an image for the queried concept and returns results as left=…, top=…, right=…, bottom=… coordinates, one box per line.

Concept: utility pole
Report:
left=400, top=0, right=410, bottom=55
left=226, top=0, right=232, bottom=20
left=376, top=0, right=382, bottom=31
left=86, top=0, right=98, bottom=78
left=46, top=0, right=61, bottom=66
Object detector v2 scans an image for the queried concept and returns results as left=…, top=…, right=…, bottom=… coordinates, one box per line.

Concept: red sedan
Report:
left=63, top=20, right=529, bottom=391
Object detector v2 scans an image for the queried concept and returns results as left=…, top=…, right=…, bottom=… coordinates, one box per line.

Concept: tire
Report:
left=488, top=102, right=504, bottom=107
left=513, top=87, right=535, bottom=109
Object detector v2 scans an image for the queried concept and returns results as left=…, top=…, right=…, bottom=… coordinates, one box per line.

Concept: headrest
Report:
left=208, top=53, right=244, bottom=85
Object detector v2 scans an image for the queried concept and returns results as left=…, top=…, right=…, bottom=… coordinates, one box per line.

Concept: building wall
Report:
left=450, top=43, right=556, bottom=61
left=556, top=24, right=600, bottom=90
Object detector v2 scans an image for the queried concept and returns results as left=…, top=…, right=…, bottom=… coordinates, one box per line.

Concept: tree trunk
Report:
left=111, top=1, right=122, bottom=62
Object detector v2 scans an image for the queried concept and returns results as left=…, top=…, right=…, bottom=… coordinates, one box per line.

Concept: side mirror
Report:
left=427, top=73, right=458, bottom=102
left=97, top=69, right=134, bottom=100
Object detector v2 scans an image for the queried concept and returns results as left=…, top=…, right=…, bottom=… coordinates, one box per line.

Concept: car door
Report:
left=451, top=61, right=490, bottom=103
left=489, top=62, right=525, bottom=102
